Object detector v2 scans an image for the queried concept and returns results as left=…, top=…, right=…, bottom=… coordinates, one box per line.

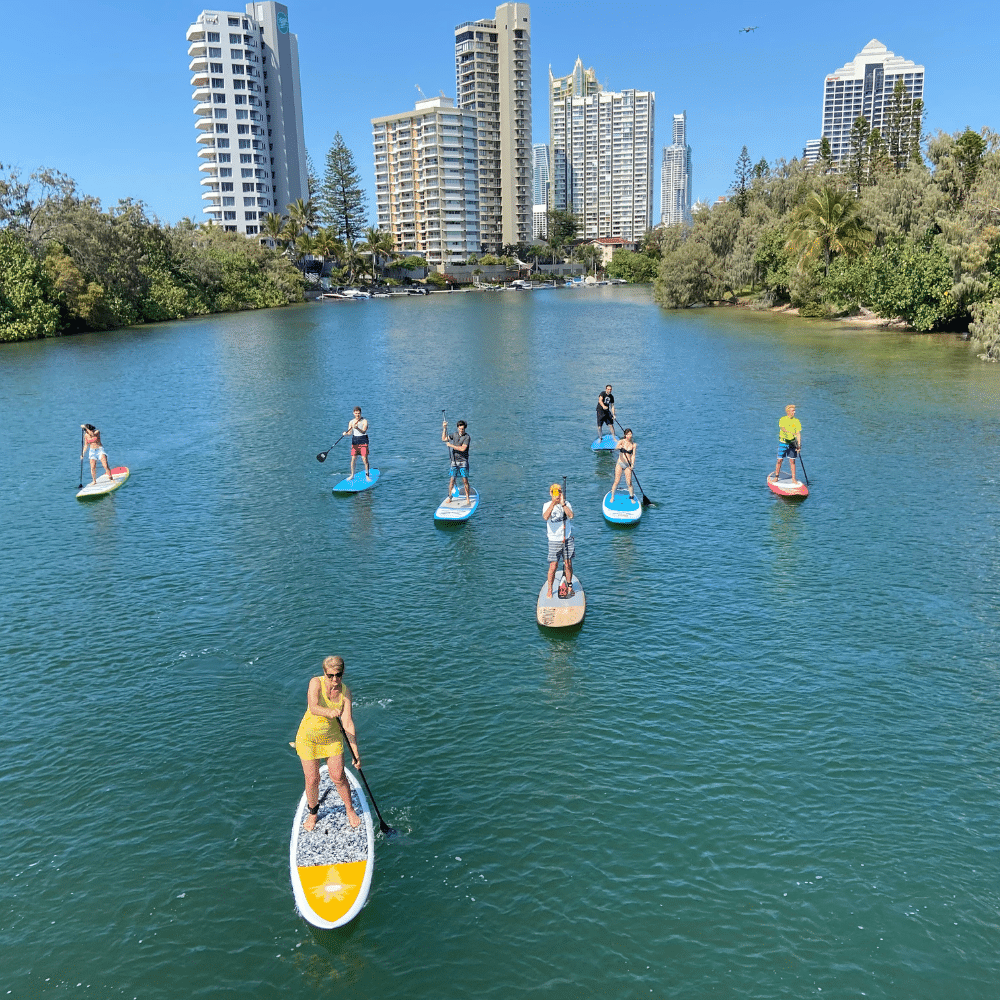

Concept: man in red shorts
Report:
left=342, top=406, right=371, bottom=480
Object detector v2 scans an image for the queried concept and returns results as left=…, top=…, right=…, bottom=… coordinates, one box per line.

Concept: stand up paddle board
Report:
left=602, top=491, right=641, bottom=524
left=290, top=764, right=375, bottom=929
left=536, top=572, right=585, bottom=627
left=76, top=467, right=130, bottom=499
left=434, top=486, right=480, bottom=522
left=767, top=474, right=808, bottom=498
left=333, top=468, right=380, bottom=493
left=591, top=434, right=616, bottom=451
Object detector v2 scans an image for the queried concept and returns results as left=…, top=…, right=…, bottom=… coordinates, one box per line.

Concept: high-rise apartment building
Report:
left=660, top=112, right=692, bottom=226
left=549, top=63, right=654, bottom=240
left=549, top=58, right=600, bottom=214
left=811, top=39, right=925, bottom=165
left=187, top=2, right=307, bottom=236
left=454, top=3, right=532, bottom=251
left=372, top=97, right=480, bottom=266
left=532, top=142, right=549, bottom=238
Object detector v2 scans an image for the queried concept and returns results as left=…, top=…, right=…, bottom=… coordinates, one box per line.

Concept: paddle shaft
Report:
left=337, top=717, right=395, bottom=835
left=78, top=427, right=84, bottom=489
left=316, top=436, right=346, bottom=462
left=794, top=449, right=809, bottom=486
left=613, top=417, right=652, bottom=506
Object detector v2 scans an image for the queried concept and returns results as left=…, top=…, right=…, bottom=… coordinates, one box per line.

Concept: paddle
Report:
left=613, top=418, right=653, bottom=506
left=316, top=436, right=347, bottom=462
left=77, top=427, right=85, bottom=489
left=337, top=717, right=395, bottom=836
left=794, top=448, right=809, bottom=487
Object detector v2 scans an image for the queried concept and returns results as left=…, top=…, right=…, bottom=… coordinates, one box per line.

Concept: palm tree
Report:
left=785, top=188, right=874, bottom=276
left=262, top=212, right=287, bottom=249
left=357, top=226, right=397, bottom=283
left=313, top=226, right=346, bottom=276
left=286, top=198, right=318, bottom=238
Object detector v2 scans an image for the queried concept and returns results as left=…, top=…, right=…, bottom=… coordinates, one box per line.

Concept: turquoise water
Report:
left=2, top=288, right=999, bottom=999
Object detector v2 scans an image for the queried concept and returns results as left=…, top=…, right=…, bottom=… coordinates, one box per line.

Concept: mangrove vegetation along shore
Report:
left=0, top=166, right=304, bottom=343
left=652, top=128, right=1000, bottom=361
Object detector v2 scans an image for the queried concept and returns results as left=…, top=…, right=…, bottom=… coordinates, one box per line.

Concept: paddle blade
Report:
left=641, top=494, right=653, bottom=507
left=316, top=451, right=328, bottom=462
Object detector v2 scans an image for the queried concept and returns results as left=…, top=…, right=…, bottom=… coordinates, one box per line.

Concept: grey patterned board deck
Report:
left=536, top=573, right=585, bottom=627
left=294, top=774, right=370, bottom=866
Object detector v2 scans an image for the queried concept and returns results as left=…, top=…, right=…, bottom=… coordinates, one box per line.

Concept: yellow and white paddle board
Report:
left=289, top=764, right=374, bottom=928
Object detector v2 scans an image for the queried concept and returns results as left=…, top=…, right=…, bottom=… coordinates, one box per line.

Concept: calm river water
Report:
left=2, top=287, right=999, bottom=999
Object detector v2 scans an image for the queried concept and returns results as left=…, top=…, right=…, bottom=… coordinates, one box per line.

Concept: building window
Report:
left=224, top=225, right=237, bottom=232
left=213, top=94, right=226, bottom=103
left=221, top=182, right=234, bottom=191
left=239, top=140, right=251, bottom=149
left=230, top=48, right=243, bottom=59
left=223, top=197, right=235, bottom=206
left=215, top=124, right=229, bottom=133
left=224, top=211, right=236, bottom=220
left=246, top=226, right=258, bottom=235
left=243, top=197, right=256, bottom=206
left=233, top=80, right=245, bottom=90
left=218, top=153, right=231, bottom=163
left=244, top=212, right=257, bottom=220
left=236, top=110, right=249, bottom=120
left=234, top=95, right=247, bottom=105
left=228, top=16, right=239, bottom=25
left=208, top=47, right=221, bottom=57
left=241, top=168, right=253, bottom=177
left=243, top=183, right=254, bottom=191
left=211, top=78, right=225, bottom=88
left=232, top=64, right=245, bottom=74
left=237, top=124, right=250, bottom=134
left=229, top=33, right=241, bottom=43
left=240, top=153, right=252, bottom=163
left=207, top=32, right=220, bottom=42
left=217, top=138, right=230, bottom=148
left=210, top=62, right=223, bottom=73
left=219, top=168, right=232, bottom=177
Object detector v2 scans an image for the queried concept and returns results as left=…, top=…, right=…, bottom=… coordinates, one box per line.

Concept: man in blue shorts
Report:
left=442, top=418, right=472, bottom=504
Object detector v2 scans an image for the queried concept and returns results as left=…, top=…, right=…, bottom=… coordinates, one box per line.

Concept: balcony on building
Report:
left=188, top=42, right=207, bottom=58
left=189, top=56, right=208, bottom=72
left=195, top=116, right=216, bottom=131
left=192, top=85, right=211, bottom=103
left=193, top=101, right=213, bottom=118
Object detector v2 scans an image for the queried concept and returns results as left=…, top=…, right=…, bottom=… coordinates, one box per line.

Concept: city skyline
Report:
left=4, top=0, right=993, bottom=231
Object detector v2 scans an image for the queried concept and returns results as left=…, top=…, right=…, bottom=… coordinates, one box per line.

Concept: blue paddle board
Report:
left=591, top=434, right=616, bottom=451
left=434, top=486, right=480, bottom=522
left=602, top=491, right=641, bottom=524
left=333, top=468, right=380, bottom=493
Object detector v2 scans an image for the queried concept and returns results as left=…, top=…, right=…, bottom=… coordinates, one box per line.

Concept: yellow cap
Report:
left=550, top=483, right=561, bottom=496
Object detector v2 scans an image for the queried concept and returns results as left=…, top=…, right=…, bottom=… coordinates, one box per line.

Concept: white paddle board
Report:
left=76, top=467, right=130, bottom=499
left=767, top=474, right=808, bottom=498
left=290, top=764, right=375, bottom=929
left=536, top=572, right=585, bottom=627
left=602, top=491, right=641, bottom=524
left=434, top=486, right=480, bottom=522
left=591, top=434, right=616, bottom=451
left=333, top=468, right=381, bottom=493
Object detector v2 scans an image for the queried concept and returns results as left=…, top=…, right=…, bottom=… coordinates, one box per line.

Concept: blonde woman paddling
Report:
left=293, top=656, right=361, bottom=831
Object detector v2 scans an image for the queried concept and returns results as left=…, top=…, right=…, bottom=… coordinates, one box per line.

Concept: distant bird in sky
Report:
left=739, top=25, right=759, bottom=32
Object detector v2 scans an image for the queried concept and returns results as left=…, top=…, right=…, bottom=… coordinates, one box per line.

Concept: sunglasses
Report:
left=325, top=671, right=344, bottom=679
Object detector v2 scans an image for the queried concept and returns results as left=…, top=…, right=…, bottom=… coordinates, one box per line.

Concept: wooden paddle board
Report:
left=536, top=572, right=585, bottom=627
left=434, top=486, right=480, bottom=522
left=333, top=468, right=381, bottom=493
left=602, top=491, right=641, bottom=524
left=767, top=474, right=808, bottom=498
left=76, top=467, right=130, bottom=499
left=591, top=434, right=616, bottom=451
left=290, top=764, right=375, bottom=929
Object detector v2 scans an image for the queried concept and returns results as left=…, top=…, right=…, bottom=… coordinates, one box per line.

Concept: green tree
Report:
left=607, top=248, right=656, bottom=283
left=318, top=133, right=368, bottom=245
left=545, top=209, right=579, bottom=257
left=357, top=226, right=396, bottom=282
left=0, top=230, right=61, bottom=340
left=969, top=298, right=1000, bottom=360
left=786, top=187, right=873, bottom=276
left=847, top=116, right=872, bottom=188
left=732, top=145, right=753, bottom=217
left=884, top=80, right=925, bottom=173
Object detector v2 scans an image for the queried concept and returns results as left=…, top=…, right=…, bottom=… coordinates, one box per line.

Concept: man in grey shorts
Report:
left=441, top=418, right=472, bottom=504
left=543, top=482, right=575, bottom=598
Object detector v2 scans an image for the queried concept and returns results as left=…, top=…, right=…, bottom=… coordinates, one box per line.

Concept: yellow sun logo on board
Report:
left=312, top=875, right=356, bottom=903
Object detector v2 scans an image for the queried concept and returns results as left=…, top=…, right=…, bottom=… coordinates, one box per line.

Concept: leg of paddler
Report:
left=301, top=757, right=321, bottom=832
left=328, top=754, right=361, bottom=829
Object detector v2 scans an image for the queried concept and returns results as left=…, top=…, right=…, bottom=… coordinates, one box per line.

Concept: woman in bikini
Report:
left=610, top=428, right=637, bottom=502
left=293, top=656, right=362, bottom=832
left=80, top=424, right=115, bottom=485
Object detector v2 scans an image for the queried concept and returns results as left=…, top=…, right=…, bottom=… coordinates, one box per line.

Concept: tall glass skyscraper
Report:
left=660, top=112, right=692, bottom=226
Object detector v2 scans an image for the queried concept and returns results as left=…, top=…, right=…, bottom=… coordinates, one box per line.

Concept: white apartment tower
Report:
left=372, top=97, right=480, bottom=266
left=454, top=3, right=533, bottom=251
left=660, top=112, right=692, bottom=226
left=187, top=3, right=307, bottom=236
left=532, top=142, right=549, bottom=238
left=813, top=39, right=925, bottom=164
left=549, top=63, right=654, bottom=240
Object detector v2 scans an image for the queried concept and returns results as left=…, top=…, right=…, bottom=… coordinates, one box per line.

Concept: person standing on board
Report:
left=342, top=407, right=371, bottom=480
left=441, top=418, right=472, bottom=504
left=596, top=385, right=615, bottom=438
left=543, top=483, right=575, bottom=598
left=80, top=424, right=115, bottom=485
left=769, top=404, right=802, bottom=484
left=610, top=428, right=637, bottom=502
left=293, top=656, right=362, bottom=832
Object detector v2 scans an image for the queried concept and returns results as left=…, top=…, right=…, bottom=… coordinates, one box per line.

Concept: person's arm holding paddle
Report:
left=337, top=691, right=361, bottom=769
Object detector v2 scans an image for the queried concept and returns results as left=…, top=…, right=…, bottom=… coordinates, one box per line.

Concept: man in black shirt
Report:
left=442, top=418, right=472, bottom=505
left=596, top=385, right=615, bottom=438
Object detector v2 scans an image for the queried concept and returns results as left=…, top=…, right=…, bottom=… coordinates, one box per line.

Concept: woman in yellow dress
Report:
left=294, top=656, right=361, bottom=831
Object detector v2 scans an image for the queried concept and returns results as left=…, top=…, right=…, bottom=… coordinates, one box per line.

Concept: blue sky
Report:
left=3, top=0, right=995, bottom=228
